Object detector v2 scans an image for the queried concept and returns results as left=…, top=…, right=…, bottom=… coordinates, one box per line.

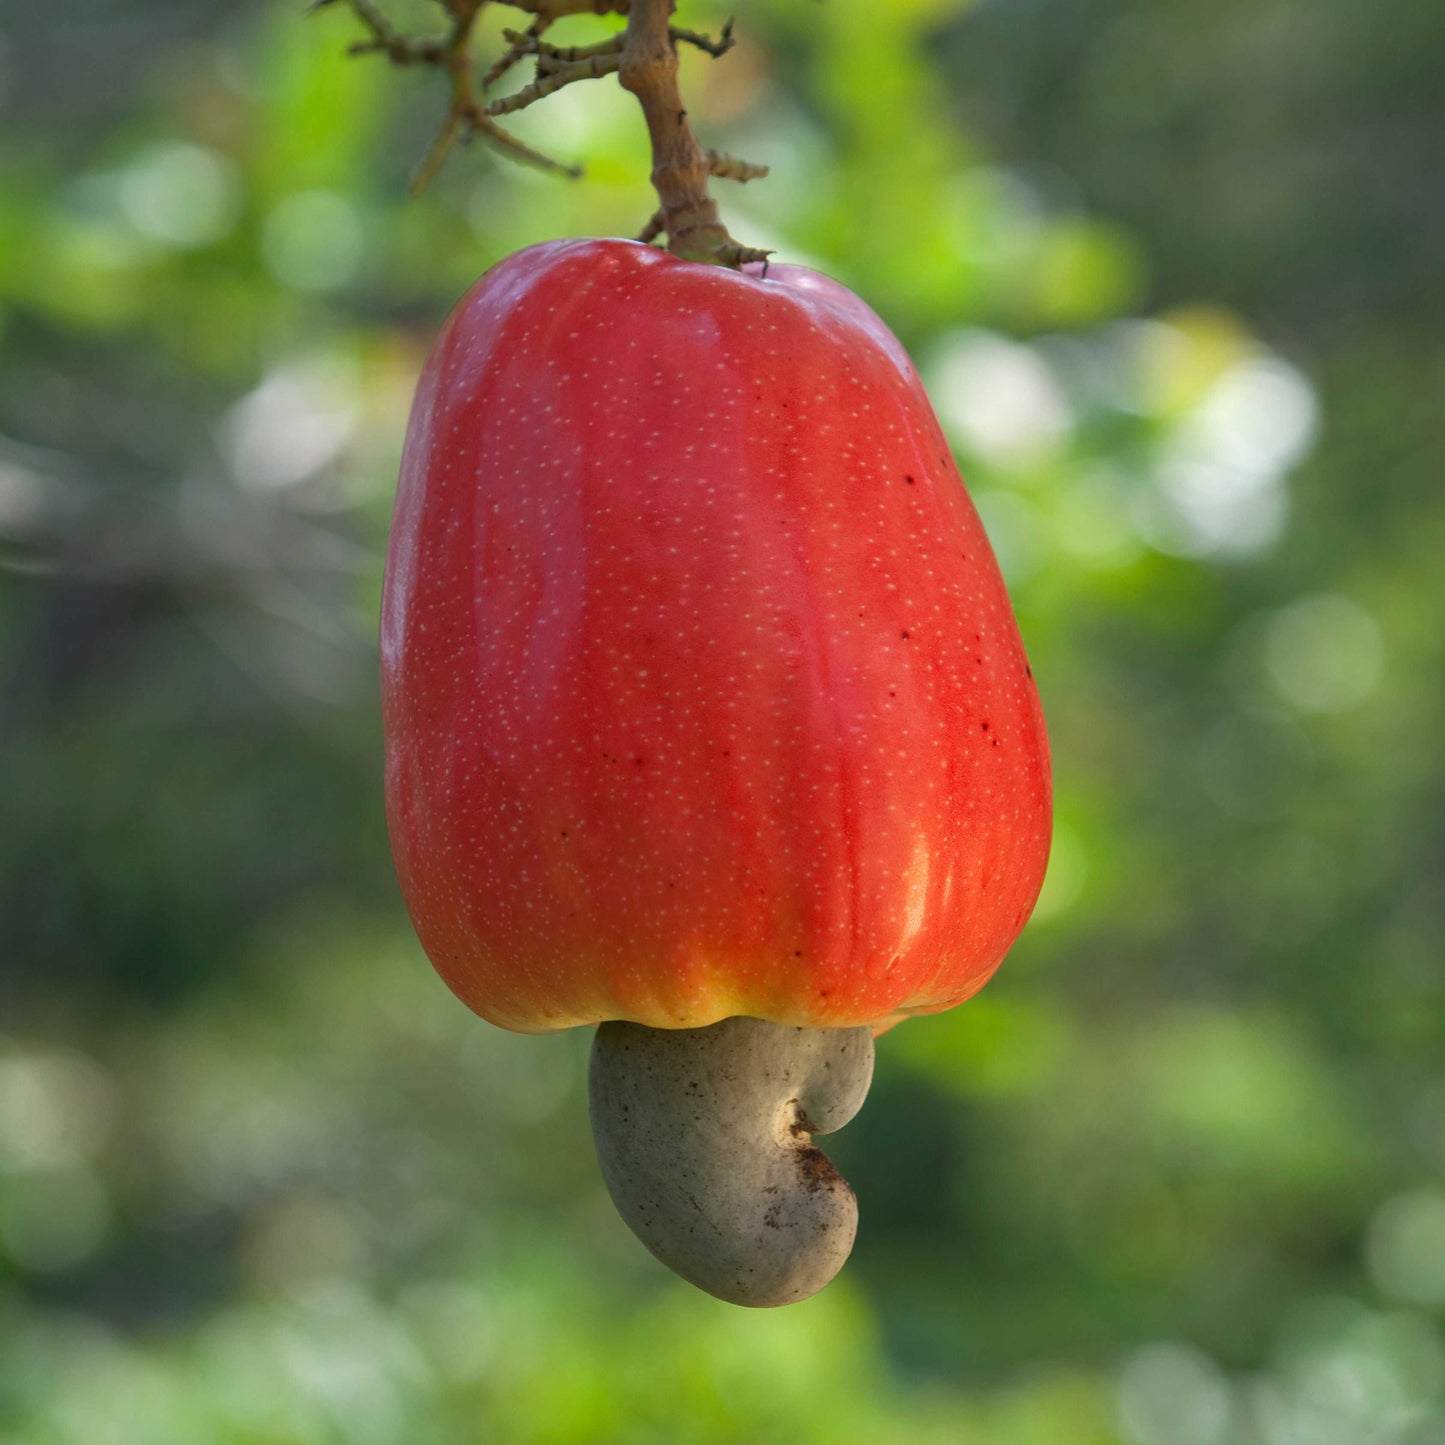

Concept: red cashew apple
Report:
left=382, top=238, right=1052, bottom=1306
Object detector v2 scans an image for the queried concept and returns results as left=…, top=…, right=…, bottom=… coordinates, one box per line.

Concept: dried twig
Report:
left=487, top=48, right=623, bottom=115
left=704, top=148, right=769, bottom=184
left=670, top=18, right=735, bottom=60
left=317, top=0, right=587, bottom=188
left=619, top=0, right=768, bottom=264
left=483, top=16, right=552, bottom=88
left=318, top=0, right=764, bottom=262
left=634, top=149, right=768, bottom=247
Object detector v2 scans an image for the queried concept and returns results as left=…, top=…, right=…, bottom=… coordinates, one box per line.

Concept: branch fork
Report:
left=318, top=0, right=768, bottom=264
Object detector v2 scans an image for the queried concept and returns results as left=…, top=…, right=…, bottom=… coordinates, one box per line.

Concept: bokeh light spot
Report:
left=929, top=330, right=1073, bottom=468
left=1118, top=1342, right=1233, bottom=1445
left=119, top=142, right=242, bottom=248
left=1367, top=1190, right=1445, bottom=1306
left=1262, top=593, right=1384, bottom=713
left=262, top=191, right=365, bottom=293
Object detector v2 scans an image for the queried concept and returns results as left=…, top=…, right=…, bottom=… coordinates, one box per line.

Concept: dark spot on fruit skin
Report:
left=1025, top=665, right=1034, bottom=679
left=980, top=721, right=990, bottom=731
left=901, top=630, right=910, bottom=640
left=904, top=474, right=915, bottom=485
left=792, top=1143, right=844, bottom=1194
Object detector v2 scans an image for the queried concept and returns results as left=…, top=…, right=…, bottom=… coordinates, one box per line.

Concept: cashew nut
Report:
left=588, top=1015, right=875, bottom=1307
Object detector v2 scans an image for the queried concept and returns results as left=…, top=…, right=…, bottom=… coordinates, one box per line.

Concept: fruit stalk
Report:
left=619, top=0, right=765, bottom=265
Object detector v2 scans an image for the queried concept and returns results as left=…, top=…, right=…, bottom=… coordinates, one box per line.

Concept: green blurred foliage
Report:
left=1, top=0, right=1443, bottom=1441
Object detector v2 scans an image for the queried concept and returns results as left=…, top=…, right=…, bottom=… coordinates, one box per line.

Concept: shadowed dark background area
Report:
left=2, top=0, right=1444, bottom=1440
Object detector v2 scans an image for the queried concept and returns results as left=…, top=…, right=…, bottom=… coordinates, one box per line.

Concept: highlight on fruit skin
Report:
left=381, top=237, right=1052, bottom=1305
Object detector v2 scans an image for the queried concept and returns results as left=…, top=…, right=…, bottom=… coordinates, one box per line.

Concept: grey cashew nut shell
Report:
left=588, top=1015, right=876, bottom=1308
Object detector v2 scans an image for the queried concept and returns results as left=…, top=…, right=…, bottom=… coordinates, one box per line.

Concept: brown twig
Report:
left=670, top=18, right=734, bottom=59
left=499, top=19, right=732, bottom=68
left=318, top=0, right=767, bottom=263
left=505, top=30, right=622, bottom=68
left=496, top=0, right=627, bottom=15
left=635, top=149, right=768, bottom=245
left=618, top=0, right=766, bottom=265
left=327, top=0, right=446, bottom=63
left=487, top=48, right=623, bottom=115
left=483, top=16, right=552, bottom=89
left=318, top=0, right=587, bottom=188
left=704, top=148, right=769, bottom=184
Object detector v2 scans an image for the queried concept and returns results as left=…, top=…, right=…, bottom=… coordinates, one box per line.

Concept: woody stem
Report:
left=618, top=0, right=754, bottom=265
